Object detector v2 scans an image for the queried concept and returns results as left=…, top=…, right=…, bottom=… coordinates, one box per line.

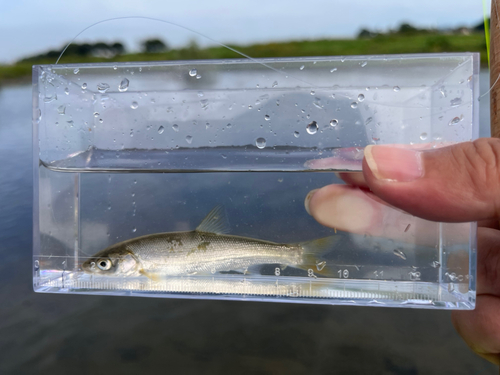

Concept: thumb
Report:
left=362, top=138, right=500, bottom=222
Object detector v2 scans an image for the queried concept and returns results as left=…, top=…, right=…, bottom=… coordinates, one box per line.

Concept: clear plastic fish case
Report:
left=33, top=53, right=479, bottom=309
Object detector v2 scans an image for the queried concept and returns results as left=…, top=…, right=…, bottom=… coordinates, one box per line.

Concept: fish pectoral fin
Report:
left=139, top=269, right=161, bottom=282
left=195, top=205, right=230, bottom=235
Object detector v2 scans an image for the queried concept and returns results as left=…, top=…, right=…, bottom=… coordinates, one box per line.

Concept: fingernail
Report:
left=364, top=145, right=423, bottom=182
left=304, top=189, right=319, bottom=215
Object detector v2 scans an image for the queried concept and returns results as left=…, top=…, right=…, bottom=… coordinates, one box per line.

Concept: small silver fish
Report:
left=82, top=206, right=337, bottom=279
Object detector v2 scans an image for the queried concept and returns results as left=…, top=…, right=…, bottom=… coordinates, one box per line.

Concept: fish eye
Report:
left=97, top=259, right=112, bottom=271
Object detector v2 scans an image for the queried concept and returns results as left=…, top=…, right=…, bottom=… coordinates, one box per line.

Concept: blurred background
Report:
left=0, top=1, right=497, bottom=374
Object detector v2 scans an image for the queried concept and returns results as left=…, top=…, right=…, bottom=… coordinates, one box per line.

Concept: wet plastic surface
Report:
left=34, top=54, right=479, bottom=308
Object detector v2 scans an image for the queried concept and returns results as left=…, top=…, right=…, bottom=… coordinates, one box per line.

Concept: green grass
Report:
left=0, top=33, right=487, bottom=85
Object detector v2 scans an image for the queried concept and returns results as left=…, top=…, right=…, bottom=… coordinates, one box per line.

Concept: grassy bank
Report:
left=0, top=33, right=487, bottom=85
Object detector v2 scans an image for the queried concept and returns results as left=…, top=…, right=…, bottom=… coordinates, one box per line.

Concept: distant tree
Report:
left=142, top=39, right=168, bottom=53
left=358, top=28, right=378, bottom=39
left=474, top=18, right=488, bottom=32
left=64, top=43, right=92, bottom=56
left=111, top=42, right=126, bottom=55
left=91, top=42, right=113, bottom=58
left=398, top=23, right=419, bottom=34
left=77, top=43, right=93, bottom=56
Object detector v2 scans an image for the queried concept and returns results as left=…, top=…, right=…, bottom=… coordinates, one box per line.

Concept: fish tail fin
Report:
left=296, top=236, right=339, bottom=277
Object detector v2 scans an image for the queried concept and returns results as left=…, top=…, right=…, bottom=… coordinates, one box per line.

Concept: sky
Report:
left=0, top=0, right=489, bottom=64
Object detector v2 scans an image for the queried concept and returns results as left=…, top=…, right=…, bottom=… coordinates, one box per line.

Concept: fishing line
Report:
left=483, top=0, right=491, bottom=68
left=55, top=16, right=315, bottom=86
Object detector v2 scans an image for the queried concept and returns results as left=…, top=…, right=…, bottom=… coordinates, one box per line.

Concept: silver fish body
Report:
left=83, top=231, right=303, bottom=277
left=82, top=206, right=337, bottom=278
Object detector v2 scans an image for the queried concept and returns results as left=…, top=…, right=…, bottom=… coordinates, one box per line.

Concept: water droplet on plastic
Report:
left=73, top=68, right=79, bottom=74
left=294, top=131, right=300, bottom=138
left=450, top=97, right=462, bottom=107
left=197, top=91, right=204, bottom=97
left=361, top=61, right=367, bottom=67
left=330, top=119, right=338, bottom=127
left=132, top=228, right=137, bottom=233
left=420, top=132, right=428, bottom=140
left=130, top=101, right=138, bottom=109
left=310, top=90, right=315, bottom=96
left=299, top=65, right=305, bottom=70
left=172, top=124, right=179, bottom=132
left=358, top=94, right=365, bottom=102
left=306, top=121, right=318, bottom=135
left=97, top=83, right=110, bottom=93
left=189, top=68, right=197, bottom=77
left=113, top=65, right=117, bottom=70
left=255, top=137, right=266, bottom=149
left=264, top=115, right=270, bottom=121
left=393, top=249, right=407, bottom=260
left=393, top=86, right=400, bottom=92
left=448, top=116, right=461, bottom=126
left=57, top=105, right=66, bottom=115
left=158, top=126, right=165, bottom=134
left=119, top=78, right=129, bottom=92
left=186, top=135, right=193, bottom=144
left=431, top=261, right=441, bottom=268
left=196, top=74, right=201, bottom=79
left=350, top=102, right=358, bottom=109
left=130, top=130, right=134, bottom=137
left=330, top=68, right=337, bottom=73
left=64, top=87, right=69, bottom=95
left=365, top=117, right=373, bottom=125
left=81, top=83, right=87, bottom=90
left=272, top=81, right=278, bottom=88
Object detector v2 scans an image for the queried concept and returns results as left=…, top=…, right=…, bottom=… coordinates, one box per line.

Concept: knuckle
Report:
left=455, top=139, right=500, bottom=183
left=447, top=139, right=500, bottom=212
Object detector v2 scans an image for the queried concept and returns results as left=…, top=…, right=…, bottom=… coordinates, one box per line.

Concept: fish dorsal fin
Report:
left=195, top=205, right=230, bottom=235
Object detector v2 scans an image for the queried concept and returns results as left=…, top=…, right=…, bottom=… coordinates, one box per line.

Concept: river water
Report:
left=0, top=71, right=496, bottom=374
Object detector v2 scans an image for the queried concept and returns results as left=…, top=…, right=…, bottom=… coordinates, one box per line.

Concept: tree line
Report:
left=20, top=38, right=169, bottom=62
left=358, top=20, right=487, bottom=39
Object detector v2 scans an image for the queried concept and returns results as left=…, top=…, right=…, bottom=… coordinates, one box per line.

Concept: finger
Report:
left=477, top=227, right=500, bottom=296
left=363, top=138, right=500, bottom=222
left=304, top=184, right=466, bottom=246
left=451, top=295, right=500, bottom=365
left=335, top=172, right=368, bottom=188
left=478, top=219, right=500, bottom=230
left=304, top=147, right=365, bottom=171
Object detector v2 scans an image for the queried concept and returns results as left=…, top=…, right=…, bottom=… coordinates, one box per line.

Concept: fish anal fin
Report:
left=195, top=205, right=230, bottom=235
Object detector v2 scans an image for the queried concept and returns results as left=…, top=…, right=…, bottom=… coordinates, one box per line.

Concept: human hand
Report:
left=305, top=139, right=500, bottom=365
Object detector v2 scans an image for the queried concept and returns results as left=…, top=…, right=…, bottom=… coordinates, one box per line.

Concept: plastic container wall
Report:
left=33, top=54, right=479, bottom=309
